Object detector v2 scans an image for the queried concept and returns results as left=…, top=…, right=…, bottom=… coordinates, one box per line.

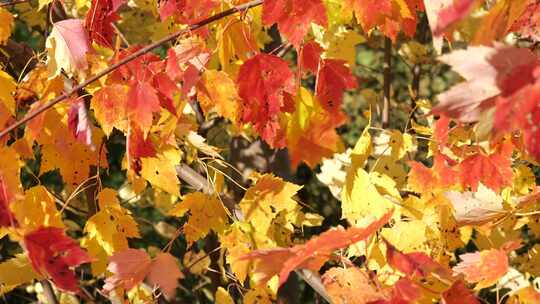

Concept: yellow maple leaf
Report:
left=80, top=237, right=109, bottom=276
left=169, top=192, right=228, bottom=244
left=215, top=287, right=234, bottom=304
left=83, top=188, right=140, bottom=256
left=140, top=148, right=181, bottom=197
left=382, top=220, right=430, bottom=253
left=220, top=222, right=276, bottom=283
left=243, top=288, right=273, bottom=304
left=90, top=84, right=129, bottom=136
left=0, top=254, right=42, bottom=294
left=0, top=8, right=13, bottom=45
left=239, top=174, right=302, bottom=234
left=0, top=70, right=16, bottom=115
left=36, top=107, right=106, bottom=186
left=197, top=70, right=240, bottom=123
left=12, top=186, right=64, bottom=232
left=341, top=168, right=398, bottom=223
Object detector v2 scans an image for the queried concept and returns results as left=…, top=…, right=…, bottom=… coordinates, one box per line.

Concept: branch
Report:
left=174, top=163, right=333, bottom=303
left=0, top=0, right=264, bottom=139
left=382, top=37, right=392, bottom=128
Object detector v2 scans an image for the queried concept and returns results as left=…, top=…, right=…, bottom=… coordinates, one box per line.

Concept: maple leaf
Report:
left=453, top=242, right=521, bottom=289
left=300, top=41, right=324, bottom=74
left=347, top=0, right=423, bottom=41
left=444, top=184, right=506, bottom=226
left=103, top=248, right=152, bottom=292
left=494, top=82, right=540, bottom=161
left=197, top=69, right=240, bottom=123
left=342, top=167, right=399, bottom=222
left=104, top=248, right=182, bottom=298
left=91, top=84, right=129, bottom=136
left=432, top=45, right=540, bottom=122
left=240, top=210, right=393, bottom=286
left=237, top=53, right=296, bottom=148
left=262, top=0, right=328, bottom=47
left=169, top=192, right=228, bottom=244
left=442, top=280, right=480, bottom=304
left=159, top=0, right=218, bottom=24
left=146, top=252, right=183, bottom=300
left=85, top=0, right=125, bottom=46
left=32, top=108, right=107, bottom=186
left=0, top=254, right=42, bottom=294
left=369, top=278, right=422, bottom=304
left=239, top=174, right=301, bottom=234
left=12, top=186, right=64, bottom=232
left=385, top=240, right=452, bottom=279
left=407, top=153, right=458, bottom=194
left=24, top=227, right=91, bottom=292
left=83, top=188, right=140, bottom=255
left=0, top=146, right=21, bottom=228
left=316, top=59, right=357, bottom=114
left=457, top=141, right=513, bottom=192
left=0, top=8, right=13, bottom=45
left=140, top=148, right=181, bottom=196
left=432, top=0, right=480, bottom=36
left=127, top=81, right=161, bottom=135
left=46, top=19, right=92, bottom=78
left=322, top=267, right=390, bottom=304
left=215, top=287, right=234, bottom=304
left=0, top=70, right=16, bottom=116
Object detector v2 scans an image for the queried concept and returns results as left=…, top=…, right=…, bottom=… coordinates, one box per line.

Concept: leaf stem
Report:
left=0, top=0, right=264, bottom=139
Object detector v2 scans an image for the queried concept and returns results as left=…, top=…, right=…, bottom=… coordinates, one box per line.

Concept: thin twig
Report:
left=0, top=0, right=264, bottom=139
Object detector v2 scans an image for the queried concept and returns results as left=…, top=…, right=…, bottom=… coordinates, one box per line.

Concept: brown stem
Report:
left=0, top=0, right=264, bottom=139
left=41, top=280, right=59, bottom=304
left=382, top=37, right=392, bottom=128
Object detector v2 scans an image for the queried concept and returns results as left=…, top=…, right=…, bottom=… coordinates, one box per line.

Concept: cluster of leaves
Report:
left=1, top=0, right=540, bottom=303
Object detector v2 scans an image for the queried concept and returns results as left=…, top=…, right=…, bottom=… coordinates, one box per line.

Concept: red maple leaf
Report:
left=442, top=280, right=480, bottom=304
left=432, top=45, right=540, bottom=123
left=385, top=240, right=452, bottom=279
left=24, top=227, right=91, bottom=292
left=262, top=0, right=327, bottom=47
left=407, top=153, right=458, bottom=194
left=369, top=278, right=421, bottom=304
left=495, top=82, right=540, bottom=161
left=457, top=141, right=513, bottom=192
left=240, top=210, right=393, bottom=286
left=433, top=0, right=480, bottom=36
left=316, top=59, right=357, bottom=113
left=159, top=0, right=218, bottom=24
left=237, top=53, right=296, bottom=147
left=347, top=0, right=422, bottom=41
left=300, top=40, right=324, bottom=74
left=85, top=0, right=125, bottom=46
